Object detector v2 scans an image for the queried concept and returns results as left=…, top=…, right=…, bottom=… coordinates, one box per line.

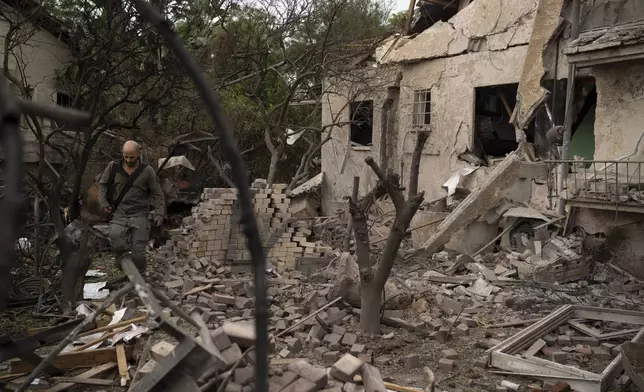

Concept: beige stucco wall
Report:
left=593, top=61, right=644, bottom=160
left=320, top=66, right=401, bottom=208
left=321, top=0, right=572, bottom=208
left=397, top=46, right=533, bottom=201
left=0, top=14, right=72, bottom=162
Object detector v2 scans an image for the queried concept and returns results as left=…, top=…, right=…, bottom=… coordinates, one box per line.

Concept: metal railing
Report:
left=544, top=159, right=644, bottom=209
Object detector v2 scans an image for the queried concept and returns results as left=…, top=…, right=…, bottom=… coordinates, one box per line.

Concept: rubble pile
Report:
left=138, top=321, right=405, bottom=392
left=167, top=180, right=332, bottom=272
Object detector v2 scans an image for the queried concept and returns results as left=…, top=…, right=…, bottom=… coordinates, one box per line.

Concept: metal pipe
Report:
left=557, top=0, right=582, bottom=215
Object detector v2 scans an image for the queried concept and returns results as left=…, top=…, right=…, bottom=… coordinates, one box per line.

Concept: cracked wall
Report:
left=381, top=0, right=539, bottom=64
left=581, top=0, right=644, bottom=32
left=320, top=0, right=575, bottom=209
left=593, top=62, right=644, bottom=160
left=397, top=46, right=532, bottom=202
left=320, top=66, right=401, bottom=211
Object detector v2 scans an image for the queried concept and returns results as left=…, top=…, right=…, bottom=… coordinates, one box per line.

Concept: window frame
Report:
left=412, top=89, right=432, bottom=128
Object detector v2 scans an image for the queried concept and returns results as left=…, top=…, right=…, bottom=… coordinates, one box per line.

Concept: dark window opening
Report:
left=568, top=78, right=597, bottom=161
left=412, top=90, right=431, bottom=127
left=56, top=91, right=72, bottom=108
left=350, top=100, right=373, bottom=147
left=474, top=83, right=533, bottom=160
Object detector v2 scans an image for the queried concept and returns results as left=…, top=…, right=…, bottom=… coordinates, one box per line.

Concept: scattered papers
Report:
left=83, top=282, right=110, bottom=300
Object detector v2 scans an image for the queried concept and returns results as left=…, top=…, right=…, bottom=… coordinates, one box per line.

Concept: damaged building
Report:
left=320, top=0, right=644, bottom=278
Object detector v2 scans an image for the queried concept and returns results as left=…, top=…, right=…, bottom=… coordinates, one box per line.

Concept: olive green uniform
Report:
left=97, top=160, right=165, bottom=271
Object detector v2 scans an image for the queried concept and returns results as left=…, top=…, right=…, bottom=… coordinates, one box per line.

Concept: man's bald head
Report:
left=122, top=140, right=141, bottom=168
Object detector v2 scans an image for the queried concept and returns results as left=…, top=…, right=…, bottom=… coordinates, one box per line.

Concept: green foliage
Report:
left=388, top=10, right=408, bottom=32
left=47, top=0, right=390, bottom=187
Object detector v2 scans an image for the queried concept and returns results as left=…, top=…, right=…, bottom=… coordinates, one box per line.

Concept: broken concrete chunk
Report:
left=285, top=337, right=302, bottom=353
left=222, top=321, right=256, bottom=348
left=361, top=363, right=386, bottom=392
left=341, top=333, right=357, bottom=346
left=438, top=358, right=454, bottom=372
left=350, top=344, right=366, bottom=355
left=281, top=378, right=318, bottom=392
left=212, top=327, right=233, bottom=350
left=330, top=354, right=363, bottom=382
left=442, top=349, right=458, bottom=359
left=221, top=343, right=244, bottom=366
left=288, top=359, right=328, bottom=390
left=323, top=351, right=340, bottom=364
left=271, top=371, right=298, bottom=391
left=403, top=354, right=420, bottom=369
left=150, top=341, right=177, bottom=362
left=455, top=324, right=469, bottom=336
left=234, top=366, right=254, bottom=386
left=213, top=294, right=236, bottom=305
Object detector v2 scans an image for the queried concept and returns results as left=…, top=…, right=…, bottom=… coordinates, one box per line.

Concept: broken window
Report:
left=56, top=91, right=72, bottom=108
left=474, top=83, right=533, bottom=160
left=350, top=100, right=373, bottom=147
left=412, top=90, right=431, bottom=127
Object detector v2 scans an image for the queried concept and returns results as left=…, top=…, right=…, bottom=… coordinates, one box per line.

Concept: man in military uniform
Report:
left=98, top=140, right=165, bottom=272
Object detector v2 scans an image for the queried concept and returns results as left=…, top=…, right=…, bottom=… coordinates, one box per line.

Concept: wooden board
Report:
left=10, top=346, right=133, bottom=373
left=116, top=344, right=130, bottom=386
left=44, top=363, right=117, bottom=392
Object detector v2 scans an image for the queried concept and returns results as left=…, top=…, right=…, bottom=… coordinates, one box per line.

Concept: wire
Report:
left=127, top=1, right=269, bottom=390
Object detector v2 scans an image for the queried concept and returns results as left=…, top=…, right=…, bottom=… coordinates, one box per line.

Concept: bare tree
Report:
left=349, top=157, right=424, bottom=333
left=2, top=0, right=199, bottom=311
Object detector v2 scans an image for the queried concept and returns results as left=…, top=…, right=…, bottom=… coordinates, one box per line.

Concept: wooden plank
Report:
left=599, top=329, right=640, bottom=340
left=182, top=283, right=213, bottom=297
left=522, top=339, right=546, bottom=358
left=43, top=363, right=117, bottom=392
left=490, top=352, right=600, bottom=379
left=568, top=320, right=601, bottom=338
left=601, top=327, right=644, bottom=389
left=73, top=329, right=123, bottom=352
left=10, top=346, right=133, bottom=373
left=487, top=305, right=573, bottom=356
left=116, top=344, right=130, bottom=386
left=77, top=315, right=148, bottom=338
left=574, top=306, right=644, bottom=326
left=51, top=377, right=118, bottom=386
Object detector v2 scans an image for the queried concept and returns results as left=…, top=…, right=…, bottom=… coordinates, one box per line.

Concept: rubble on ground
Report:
left=6, top=168, right=644, bottom=392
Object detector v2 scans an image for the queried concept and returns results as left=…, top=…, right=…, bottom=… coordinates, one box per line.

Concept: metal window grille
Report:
left=412, top=90, right=431, bottom=127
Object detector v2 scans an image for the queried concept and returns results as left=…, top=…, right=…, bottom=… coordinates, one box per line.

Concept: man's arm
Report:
left=147, top=167, right=165, bottom=219
left=97, top=163, right=114, bottom=210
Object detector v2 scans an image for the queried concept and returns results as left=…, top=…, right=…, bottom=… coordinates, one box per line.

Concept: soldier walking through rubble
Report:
left=98, top=140, right=165, bottom=273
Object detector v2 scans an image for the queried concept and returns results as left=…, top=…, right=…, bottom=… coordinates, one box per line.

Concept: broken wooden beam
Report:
left=43, top=363, right=117, bottom=392
left=10, top=346, right=134, bottom=373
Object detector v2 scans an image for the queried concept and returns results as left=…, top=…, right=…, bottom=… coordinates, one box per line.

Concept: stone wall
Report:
left=168, top=181, right=332, bottom=272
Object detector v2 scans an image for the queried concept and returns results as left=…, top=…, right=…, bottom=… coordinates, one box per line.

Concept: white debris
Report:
left=83, top=282, right=110, bottom=300
left=85, top=270, right=107, bottom=277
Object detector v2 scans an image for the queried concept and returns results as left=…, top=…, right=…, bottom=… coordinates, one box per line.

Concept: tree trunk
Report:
left=266, top=150, right=279, bottom=186
left=68, top=144, right=92, bottom=221
left=343, top=177, right=359, bottom=252
left=60, top=224, right=90, bottom=314
left=409, top=131, right=429, bottom=197
left=359, top=284, right=382, bottom=333
left=349, top=157, right=425, bottom=334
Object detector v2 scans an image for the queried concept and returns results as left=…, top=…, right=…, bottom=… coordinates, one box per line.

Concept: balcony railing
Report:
left=543, top=160, right=644, bottom=212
